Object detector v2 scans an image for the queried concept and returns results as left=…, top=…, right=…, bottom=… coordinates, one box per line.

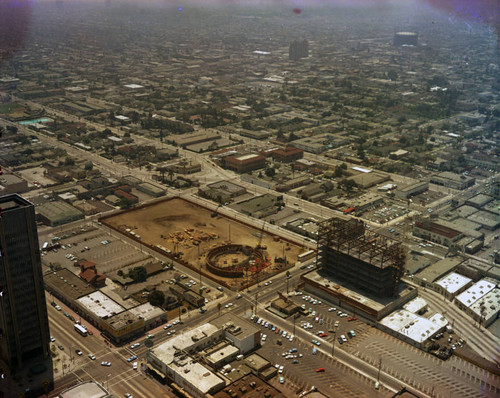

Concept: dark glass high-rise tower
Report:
left=0, top=194, right=50, bottom=370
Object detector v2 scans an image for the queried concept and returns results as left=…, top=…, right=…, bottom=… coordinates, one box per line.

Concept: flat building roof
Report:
left=435, top=272, right=472, bottom=295
left=455, top=279, right=496, bottom=308
left=77, top=291, right=125, bottom=319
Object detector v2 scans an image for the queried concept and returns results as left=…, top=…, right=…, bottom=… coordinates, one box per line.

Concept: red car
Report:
left=315, top=368, right=325, bottom=373
left=318, top=333, right=328, bottom=338
left=347, top=316, right=357, bottom=322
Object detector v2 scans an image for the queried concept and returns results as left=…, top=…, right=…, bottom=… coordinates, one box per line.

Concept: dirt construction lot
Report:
left=103, top=198, right=304, bottom=289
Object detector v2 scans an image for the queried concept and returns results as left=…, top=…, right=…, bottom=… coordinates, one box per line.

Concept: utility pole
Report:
left=254, top=292, right=258, bottom=315
left=377, top=358, right=382, bottom=384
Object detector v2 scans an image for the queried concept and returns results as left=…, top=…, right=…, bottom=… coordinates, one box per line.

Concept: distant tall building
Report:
left=393, top=32, right=418, bottom=46
left=289, top=39, right=309, bottom=60
left=0, top=194, right=50, bottom=370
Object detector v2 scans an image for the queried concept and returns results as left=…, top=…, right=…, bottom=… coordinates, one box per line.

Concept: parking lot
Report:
left=247, top=303, right=385, bottom=397
left=40, top=224, right=152, bottom=275
left=251, top=290, right=494, bottom=398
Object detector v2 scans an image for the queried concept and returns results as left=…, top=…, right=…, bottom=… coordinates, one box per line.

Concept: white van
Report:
left=133, top=362, right=138, bottom=370
left=236, top=354, right=244, bottom=360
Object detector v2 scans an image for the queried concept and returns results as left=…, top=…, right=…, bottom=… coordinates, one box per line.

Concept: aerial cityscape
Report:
left=0, top=1, right=498, bottom=397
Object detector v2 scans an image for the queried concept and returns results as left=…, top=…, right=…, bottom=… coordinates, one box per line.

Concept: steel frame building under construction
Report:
left=317, top=217, right=405, bottom=297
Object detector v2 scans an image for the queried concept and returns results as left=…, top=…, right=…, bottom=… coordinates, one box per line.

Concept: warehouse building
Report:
left=430, top=172, right=475, bottom=190
left=36, top=200, right=84, bottom=226
left=395, top=181, right=429, bottom=199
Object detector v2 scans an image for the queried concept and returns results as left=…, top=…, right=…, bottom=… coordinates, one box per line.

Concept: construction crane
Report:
left=257, top=221, right=266, bottom=250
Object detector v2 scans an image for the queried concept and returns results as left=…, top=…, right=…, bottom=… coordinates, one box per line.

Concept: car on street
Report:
left=75, top=349, right=83, bottom=356
left=125, top=394, right=133, bottom=398
left=164, top=323, right=172, bottom=330
left=279, top=376, right=284, bottom=384
left=316, top=368, right=325, bottom=373
left=88, top=354, right=96, bottom=360
left=50, top=336, right=56, bottom=342
left=127, top=355, right=137, bottom=362
left=130, top=343, right=140, bottom=349
left=58, top=345, right=64, bottom=350
left=279, top=365, right=284, bottom=374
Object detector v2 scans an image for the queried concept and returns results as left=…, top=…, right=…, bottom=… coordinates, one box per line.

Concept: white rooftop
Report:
left=124, top=84, right=144, bottom=89
left=352, top=166, right=372, bottom=173
left=151, top=323, right=220, bottom=365
left=455, top=279, right=496, bottom=308
left=380, top=309, right=443, bottom=344
left=469, top=288, right=500, bottom=322
left=60, top=381, right=109, bottom=398
left=236, top=153, right=261, bottom=161
left=77, top=291, right=125, bottom=319
left=435, top=272, right=472, bottom=295
left=115, top=115, right=130, bottom=121
left=169, top=360, right=224, bottom=394
left=403, top=297, right=428, bottom=314
left=128, top=302, right=165, bottom=321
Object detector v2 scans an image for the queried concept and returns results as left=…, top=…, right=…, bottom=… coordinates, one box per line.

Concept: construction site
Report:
left=300, top=217, right=414, bottom=321
left=101, top=197, right=303, bottom=290
left=316, top=217, right=406, bottom=297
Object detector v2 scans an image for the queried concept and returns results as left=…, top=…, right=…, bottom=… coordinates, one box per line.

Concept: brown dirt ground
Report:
left=103, top=198, right=305, bottom=290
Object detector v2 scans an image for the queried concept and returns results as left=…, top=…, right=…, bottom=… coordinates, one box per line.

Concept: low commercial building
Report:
left=36, top=200, right=84, bottom=226
left=395, top=181, right=429, bottom=199
left=59, top=381, right=111, bottom=398
left=467, top=211, right=500, bottom=231
left=0, top=174, right=29, bottom=195
left=347, top=171, right=390, bottom=189
left=412, top=218, right=463, bottom=247
left=434, top=272, right=473, bottom=300
left=237, top=194, right=281, bottom=219
left=412, top=257, right=463, bottom=289
left=455, top=279, right=499, bottom=327
left=270, top=146, right=304, bottom=163
left=430, top=172, right=475, bottom=190
left=137, top=182, right=165, bottom=197
left=198, top=180, right=246, bottom=203
left=146, top=316, right=259, bottom=398
left=170, top=131, right=219, bottom=148
left=285, top=218, right=319, bottom=239
left=225, top=153, right=266, bottom=173
left=379, top=309, right=447, bottom=349
left=275, top=175, right=312, bottom=192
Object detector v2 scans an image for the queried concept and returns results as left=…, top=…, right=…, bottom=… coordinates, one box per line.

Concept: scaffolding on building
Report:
left=317, top=217, right=406, bottom=297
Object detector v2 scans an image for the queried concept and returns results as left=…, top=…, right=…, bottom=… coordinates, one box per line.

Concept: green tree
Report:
left=128, top=266, right=147, bottom=282
left=148, top=290, right=165, bottom=307
left=265, top=167, right=276, bottom=177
